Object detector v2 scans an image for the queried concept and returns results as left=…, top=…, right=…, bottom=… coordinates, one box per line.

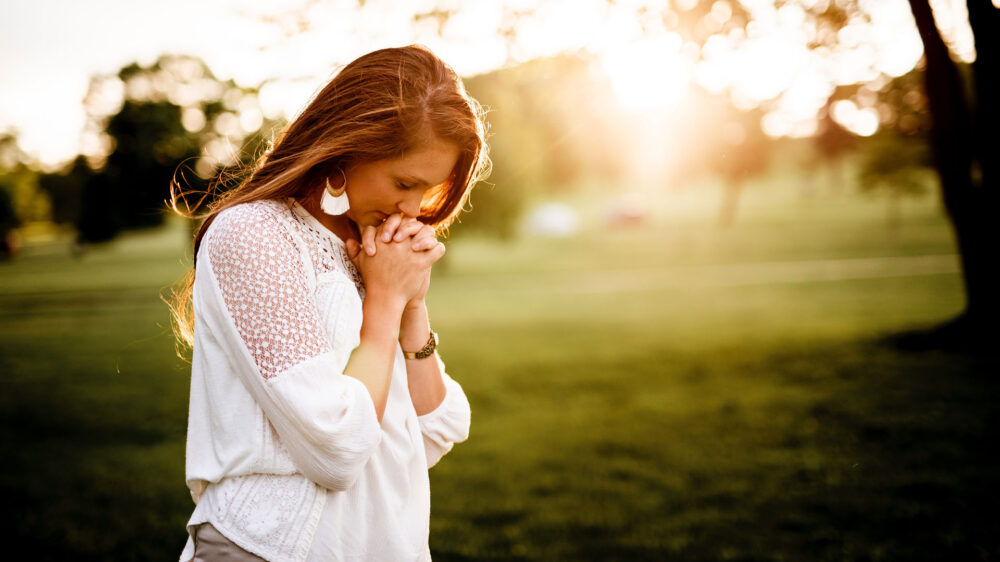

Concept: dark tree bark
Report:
left=901, top=0, right=998, bottom=349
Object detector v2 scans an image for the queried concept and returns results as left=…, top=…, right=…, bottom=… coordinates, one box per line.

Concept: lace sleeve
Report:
left=202, top=202, right=381, bottom=491
left=206, top=203, right=332, bottom=379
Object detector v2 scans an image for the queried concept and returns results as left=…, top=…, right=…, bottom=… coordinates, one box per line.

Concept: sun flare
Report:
left=601, top=33, right=692, bottom=113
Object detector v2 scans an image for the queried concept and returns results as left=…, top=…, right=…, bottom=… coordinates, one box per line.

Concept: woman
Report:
left=167, top=44, right=490, bottom=561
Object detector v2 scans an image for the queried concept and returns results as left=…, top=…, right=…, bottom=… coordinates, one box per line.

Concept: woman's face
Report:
left=342, top=135, right=461, bottom=228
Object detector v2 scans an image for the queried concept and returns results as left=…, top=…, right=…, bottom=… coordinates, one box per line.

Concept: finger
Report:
left=425, top=241, right=446, bottom=264
left=410, top=232, right=438, bottom=251
left=363, top=225, right=377, bottom=256
left=407, top=223, right=437, bottom=247
left=381, top=213, right=404, bottom=243
left=393, top=219, right=424, bottom=242
left=344, top=238, right=361, bottom=262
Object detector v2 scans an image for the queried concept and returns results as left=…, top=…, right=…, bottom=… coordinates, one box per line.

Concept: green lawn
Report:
left=1, top=183, right=996, bottom=561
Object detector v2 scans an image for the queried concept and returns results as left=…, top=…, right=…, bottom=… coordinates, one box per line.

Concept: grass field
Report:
left=1, top=180, right=997, bottom=561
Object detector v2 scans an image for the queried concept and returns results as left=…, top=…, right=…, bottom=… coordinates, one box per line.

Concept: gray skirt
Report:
left=191, top=522, right=268, bottom=561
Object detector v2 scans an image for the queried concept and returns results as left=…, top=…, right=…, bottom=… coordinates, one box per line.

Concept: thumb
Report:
left=344, top=238, right=361, bottom=264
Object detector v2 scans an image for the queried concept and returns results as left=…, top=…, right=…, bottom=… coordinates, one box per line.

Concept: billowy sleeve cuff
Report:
left=417, top=355, right=471, bottom=468
left=263, top=351, right=383, bottom=491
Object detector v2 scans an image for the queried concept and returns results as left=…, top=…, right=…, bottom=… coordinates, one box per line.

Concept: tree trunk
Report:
left=886, top=188, right=901, bottom=235
left=963, top=1, right=1000, bottom=329
left=905, top=0, right=997, bottom=346
left=718, top=178, right=742, bottom=227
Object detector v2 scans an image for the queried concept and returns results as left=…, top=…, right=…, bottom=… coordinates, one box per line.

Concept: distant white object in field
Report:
left=523, top=202, right=580, bottom=237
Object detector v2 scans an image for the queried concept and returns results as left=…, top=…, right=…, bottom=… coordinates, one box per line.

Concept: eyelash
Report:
left=397, top=181, right=416, bottom=191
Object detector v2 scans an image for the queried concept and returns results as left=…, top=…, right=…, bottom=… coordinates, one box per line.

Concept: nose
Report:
left=397, top=192, right=423, bottom=218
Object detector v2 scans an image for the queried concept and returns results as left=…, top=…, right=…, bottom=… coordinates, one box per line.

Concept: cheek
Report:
left=348, top=178, right=378, bottom=205
left=351, top=185, right=392, bottom=212
left=347, top=168, right=398, bottom=208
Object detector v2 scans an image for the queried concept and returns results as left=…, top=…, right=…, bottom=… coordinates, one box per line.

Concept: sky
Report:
left=0, top=0, right=977, bottom=170
left=0, top=0, right=363, bottom=168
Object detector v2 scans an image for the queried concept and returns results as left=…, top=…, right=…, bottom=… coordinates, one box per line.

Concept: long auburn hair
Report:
left=164, top=44, right=491, bottom=358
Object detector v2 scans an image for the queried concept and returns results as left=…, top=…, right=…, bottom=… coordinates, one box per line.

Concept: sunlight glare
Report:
left=928, top=0, right=977, bottom=62
left=602, top=33, right=691, bottom=113
left=832, top=99, right=879, bottom=136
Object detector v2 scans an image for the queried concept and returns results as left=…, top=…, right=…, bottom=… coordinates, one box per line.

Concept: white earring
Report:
left=320, top=167, right=350, bottom=215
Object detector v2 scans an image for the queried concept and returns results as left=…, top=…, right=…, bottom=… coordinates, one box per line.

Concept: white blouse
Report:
left=179, top=197, right=471, bottom=562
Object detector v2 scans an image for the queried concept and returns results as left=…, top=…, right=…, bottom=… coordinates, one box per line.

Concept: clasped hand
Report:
left=344, top=213, right=444, bottom=310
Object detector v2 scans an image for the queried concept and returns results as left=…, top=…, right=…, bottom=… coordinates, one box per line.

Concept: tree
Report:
left=812, top=90, right=861, bottom=195
left=430, top=0, right=998, bottom=348
left=0, top=131, right=48, bottom=227
left=76, top=98, right=199, bottom=242
left=678, top=89, right=773, bottom=226
left=856, top=131, right=933, bottom=231
left=0, top=183, right=20, bottom=259
left=896, top=0, right=998, bottom=349
left=36, top=156, right=87, bottom=226
left=43, top=54, right=280, bottom=246
left=255, top=0, right=996, bottom=346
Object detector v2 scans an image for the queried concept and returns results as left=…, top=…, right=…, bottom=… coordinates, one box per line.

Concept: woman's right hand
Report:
left=344, top=215, right=445, bottom=309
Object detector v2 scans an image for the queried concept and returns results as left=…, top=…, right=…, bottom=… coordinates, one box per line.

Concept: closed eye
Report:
left=396, top=174, right=432, bottom=191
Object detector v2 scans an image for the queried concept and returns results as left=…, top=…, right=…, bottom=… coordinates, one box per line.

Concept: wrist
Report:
left=364, top=288, right=408, bottom=317
left=402, top=330, right=438, bottom=359
left=361, top=291, right=406, bottom=346
left=403, top=298, right=427, bottom=314
left=400, top=329, right=431, bottom=353
left=399, top=302, right=431, bottom=351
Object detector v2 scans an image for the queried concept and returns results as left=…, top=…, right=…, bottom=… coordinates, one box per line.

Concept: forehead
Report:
left=386, top=137, right=461, bottom=185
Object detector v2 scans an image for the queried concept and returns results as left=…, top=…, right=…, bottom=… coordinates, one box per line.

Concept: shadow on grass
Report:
left=878, top=311, right=991, bottom=356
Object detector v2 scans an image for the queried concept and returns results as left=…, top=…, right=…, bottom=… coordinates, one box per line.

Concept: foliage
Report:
left=88, top=99, right=200, bottom=240
left=0, top=185, right=19, bottom=231
left=36, top=156, right=87, bottom=225
left=0, top=132, right=47, bottom=226
left=857, top=132, right=933, bottom=198
left=32, top=55, right=280, bottom=244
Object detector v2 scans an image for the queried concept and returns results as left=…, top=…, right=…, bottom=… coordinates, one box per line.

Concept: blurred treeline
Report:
left=0, top=49, right=937, bottom=254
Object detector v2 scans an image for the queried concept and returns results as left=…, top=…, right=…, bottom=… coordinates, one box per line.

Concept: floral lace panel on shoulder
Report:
left=284, top=201, right=365, bottom=298
left=205, top=201, right=334, bottom=380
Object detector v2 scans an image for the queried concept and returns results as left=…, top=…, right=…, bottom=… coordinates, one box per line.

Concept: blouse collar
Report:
left=285, top=196, right=347, bottom=247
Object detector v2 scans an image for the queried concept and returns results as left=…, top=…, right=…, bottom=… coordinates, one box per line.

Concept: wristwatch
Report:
left=403, top=330, right=438, bottom=360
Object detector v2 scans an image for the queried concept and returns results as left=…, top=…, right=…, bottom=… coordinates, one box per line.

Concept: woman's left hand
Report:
left=375, top=213, right=440, bottom=252
left=374, top=213, right=440, bottom=306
